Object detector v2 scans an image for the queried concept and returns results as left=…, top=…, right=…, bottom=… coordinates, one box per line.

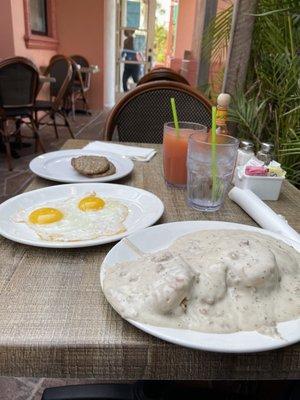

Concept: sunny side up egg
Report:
left=14, top=193, right=128, bottom=242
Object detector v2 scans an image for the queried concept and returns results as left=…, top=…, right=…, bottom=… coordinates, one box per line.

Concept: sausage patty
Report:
left=71, top=155, right=115, bottom=177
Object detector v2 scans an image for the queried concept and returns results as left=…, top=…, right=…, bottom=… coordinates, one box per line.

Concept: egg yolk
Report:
left=78, top=196, right=105, bottom=212
left=29, top=208, right=63, bottom=224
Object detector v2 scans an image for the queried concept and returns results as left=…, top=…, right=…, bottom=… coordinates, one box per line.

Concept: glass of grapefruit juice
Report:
left=163, top=122, right=207, bottom=188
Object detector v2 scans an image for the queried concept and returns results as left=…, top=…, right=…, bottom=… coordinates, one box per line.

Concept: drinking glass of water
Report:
left=187, top=132, right=239, bottom=212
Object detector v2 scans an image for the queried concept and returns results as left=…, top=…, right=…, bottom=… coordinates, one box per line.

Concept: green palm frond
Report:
left=199, top=0, right=300, bottom=184
left=230, top=0, right=300, bottom=185
left=202, top=4, right=233, bottom=64
left=199, top=66, right=225, bottom=102
left=228, top=92, right=268, bottom=146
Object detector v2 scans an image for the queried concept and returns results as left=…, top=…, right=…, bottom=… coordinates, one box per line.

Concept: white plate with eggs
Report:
left=29, top=150, right=134, bottom=183
left=0, top=183, right=164, bottom=248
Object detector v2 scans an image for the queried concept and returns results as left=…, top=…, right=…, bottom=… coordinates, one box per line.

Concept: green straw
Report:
left=211, top=106, right=218, bottom=201
left=170, top=98, right=180, bottom=138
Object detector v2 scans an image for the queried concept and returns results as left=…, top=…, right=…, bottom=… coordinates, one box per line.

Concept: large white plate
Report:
left=0, top=183, right=164, bottom=248
left=101, top=221, right=300, bottom=353
left=30, top=149, right=134, bottom=183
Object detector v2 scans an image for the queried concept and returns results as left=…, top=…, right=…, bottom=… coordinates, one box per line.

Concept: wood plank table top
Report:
left=0, top=139, right=299, bottom=380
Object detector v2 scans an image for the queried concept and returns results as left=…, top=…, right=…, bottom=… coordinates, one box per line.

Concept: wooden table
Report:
left=79, top=65, right=99, bottom=74
left=0, top=140, right=299, bottom=380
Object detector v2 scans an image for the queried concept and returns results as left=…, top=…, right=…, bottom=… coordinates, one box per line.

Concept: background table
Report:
left=78, top=65, right=99, bottom=74
left=39, top=75, right=56, bottom=83
left=0, top=140, right=299, bottom=380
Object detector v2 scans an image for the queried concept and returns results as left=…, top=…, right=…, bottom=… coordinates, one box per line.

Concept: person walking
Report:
left=122, top=30, right=141, bottom=92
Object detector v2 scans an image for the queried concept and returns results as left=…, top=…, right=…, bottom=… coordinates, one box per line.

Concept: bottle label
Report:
left=216, top=107, right=227, bottom=126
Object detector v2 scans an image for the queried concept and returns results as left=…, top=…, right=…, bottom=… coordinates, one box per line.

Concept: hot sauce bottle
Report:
left=216, top=93, right=231, bottom=135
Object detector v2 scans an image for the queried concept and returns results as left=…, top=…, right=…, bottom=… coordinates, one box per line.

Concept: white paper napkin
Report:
left=228, top=186, right=300, bottom=243
left=84, top=141, right=156, bottom=162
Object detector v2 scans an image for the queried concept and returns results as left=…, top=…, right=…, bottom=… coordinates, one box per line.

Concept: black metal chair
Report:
left=137, top=67, right=190, bottom=86
left=0, top=56, right=44, bottom=170
left=42, top=380, right=299, bottom=400
left=71, top=55, right=91, bottom=94
left=104, top=80, right=212, bottom=143
left=69, top=54, right=91, bottom=116
left=41, top=382, right=169, bottom=400
left=42, top=383, right=135, bottom=400
left=35, top=55, right=75, bottom=139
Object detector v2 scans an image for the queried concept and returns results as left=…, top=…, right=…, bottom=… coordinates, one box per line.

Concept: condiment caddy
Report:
left=233, top=140, right=286, bottom=201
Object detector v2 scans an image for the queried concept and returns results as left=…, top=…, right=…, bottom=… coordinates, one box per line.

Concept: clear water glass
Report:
left=187, top=132, right=239, bottom=212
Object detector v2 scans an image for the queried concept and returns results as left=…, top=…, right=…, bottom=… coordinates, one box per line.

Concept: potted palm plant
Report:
left=202, top=0, right=300, bottom=185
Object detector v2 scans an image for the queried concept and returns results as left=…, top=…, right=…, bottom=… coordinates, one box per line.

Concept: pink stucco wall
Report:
left=9, top=0, right=57, bottom=67
left=174, top=0, right=197, bottom=59
left=169, top=0, right=198, bottom=87
left=0, top=0, right=15, bottom=59
left=56, top=0, right=104, bottom=110
left=0, top=0, right=104, bottom=110
left=0, top=0, right=56, bottom=99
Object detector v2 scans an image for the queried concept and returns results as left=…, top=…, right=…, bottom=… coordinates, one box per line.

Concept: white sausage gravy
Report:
left=103, top=230, right=300, bottom=335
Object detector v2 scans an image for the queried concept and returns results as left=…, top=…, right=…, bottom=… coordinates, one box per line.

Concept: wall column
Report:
left=196, top=0, right=218, bottom=88
left=0, top=0, right=15, bottom=58
left=103, top=0, right=116, bottom=109
left=222, top=0, right=258, bottom=94
left=191, top=0, right=207, bottom=63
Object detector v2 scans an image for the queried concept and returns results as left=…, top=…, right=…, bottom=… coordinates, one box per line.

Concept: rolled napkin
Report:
left=84, top=141, right=156, bottom=162
left=228, top=186, right=300, bottom=243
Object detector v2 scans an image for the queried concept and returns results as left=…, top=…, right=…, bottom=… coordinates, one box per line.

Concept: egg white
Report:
left=13, top=193, right=129, bottom=242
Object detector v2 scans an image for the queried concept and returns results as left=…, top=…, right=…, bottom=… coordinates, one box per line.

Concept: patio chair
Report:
left=0, top=56, right=45, bottom=170
left=41, top=382, right=170, bottom=399
left=104, top=80, right=212, bottom=143
left=68, top=55, right=91, bottom=116
left=35, top=55, right=75, bottom=139
left=137, top=67, right=190, bottom=86
left=43, top=380, right=292, bottom=399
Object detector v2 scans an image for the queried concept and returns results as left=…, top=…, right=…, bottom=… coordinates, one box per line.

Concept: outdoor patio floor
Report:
left=0, top=110, right=113, bottom=399
left=0, top=110, right=107, bottom=204
left=0, top=108, right=109, bottom=398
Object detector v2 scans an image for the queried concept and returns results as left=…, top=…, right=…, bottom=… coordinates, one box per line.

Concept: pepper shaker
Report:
left=257, top=142, right=274, bottom=165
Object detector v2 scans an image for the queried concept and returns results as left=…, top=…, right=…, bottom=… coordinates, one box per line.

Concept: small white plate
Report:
left=0, top=183, right=164, bottom=248
left=30, top=150, right=134, bottom=183
left=101, top=221, right=300, bottom=353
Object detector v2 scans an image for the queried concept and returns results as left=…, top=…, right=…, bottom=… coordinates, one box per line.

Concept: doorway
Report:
left=116, top=0, right=156, bottom=98
left=115, top=0, right=179, bottom=99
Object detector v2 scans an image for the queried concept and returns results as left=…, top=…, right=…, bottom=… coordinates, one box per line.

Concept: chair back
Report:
left=71, top=55, right=90, bottom=89
left=45, top=55, right=73, bottom=109
left=137, top=67, right=189, bottom=86
left=49, top=54, right=64, bottom=63
left=104, top=81, right=212, bottom=143
left=0, top=57, right=39, bottom=114
left=67, top=57, right=81, bottom=90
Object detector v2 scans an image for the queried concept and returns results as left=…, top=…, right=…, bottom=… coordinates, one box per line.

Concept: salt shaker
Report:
left=232, top=140, right=255, bottom=185
left=236, top=140, right=255, bottom=167
left=257, top=142, right=274, bottom=164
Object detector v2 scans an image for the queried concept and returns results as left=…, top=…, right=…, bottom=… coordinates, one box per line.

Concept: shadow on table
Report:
left=42, top=380, right=300, bottom=400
